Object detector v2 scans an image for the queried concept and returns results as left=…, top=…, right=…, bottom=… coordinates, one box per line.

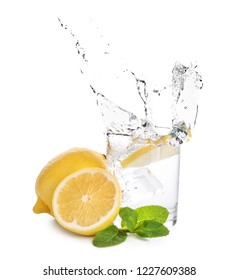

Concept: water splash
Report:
left=58, top=19, right=203, bottom=147
left=58, top=18, right=88, bottom=74
left=96, top=92, right=142, bottom=136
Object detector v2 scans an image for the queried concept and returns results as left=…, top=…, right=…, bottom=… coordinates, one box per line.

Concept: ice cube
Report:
left=119, top=167, right=164, bottom=207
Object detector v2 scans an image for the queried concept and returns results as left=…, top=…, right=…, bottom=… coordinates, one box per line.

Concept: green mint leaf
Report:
left=119, top=207, right=138, bottom=232
left=135, top=205, right=169, bottom=224
left=93, top=225, right=127, bottom=247
left=135, top=220, right=169, bottom=238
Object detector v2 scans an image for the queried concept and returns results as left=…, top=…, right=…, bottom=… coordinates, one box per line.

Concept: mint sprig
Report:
left=93, top=205, right=169, bottom=247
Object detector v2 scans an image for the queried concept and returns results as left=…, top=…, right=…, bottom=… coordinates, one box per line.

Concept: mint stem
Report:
left=120, top=228, right=130, bottom=233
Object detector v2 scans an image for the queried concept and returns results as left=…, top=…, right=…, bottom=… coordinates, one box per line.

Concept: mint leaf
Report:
left=135, top=220, right=169, bottom=238
left=135, top=205, right=169, bottom=224
left=119, top=207, right=138, bottom=232
left=93, top=225, right=127, bottom=247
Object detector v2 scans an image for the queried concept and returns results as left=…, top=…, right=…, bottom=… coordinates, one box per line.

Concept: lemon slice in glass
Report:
left=121, top=144, right=179, bottom=168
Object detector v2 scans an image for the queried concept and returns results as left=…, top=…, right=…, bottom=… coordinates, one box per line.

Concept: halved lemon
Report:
left=52, top=168, right=121, bottom=236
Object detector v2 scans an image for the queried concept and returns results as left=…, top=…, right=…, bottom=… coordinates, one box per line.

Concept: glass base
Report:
left=165, top=205, right=178, bottom=228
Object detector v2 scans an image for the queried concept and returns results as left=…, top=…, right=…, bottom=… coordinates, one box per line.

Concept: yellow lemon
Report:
left=52, top=168, right=121, bottom=236
left=121, top=136, right=179, bottom=168
left=33, top=148, right=106, bottom=215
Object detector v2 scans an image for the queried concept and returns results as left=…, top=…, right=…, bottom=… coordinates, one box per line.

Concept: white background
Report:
left=1, top=0, right=239, bottom=279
